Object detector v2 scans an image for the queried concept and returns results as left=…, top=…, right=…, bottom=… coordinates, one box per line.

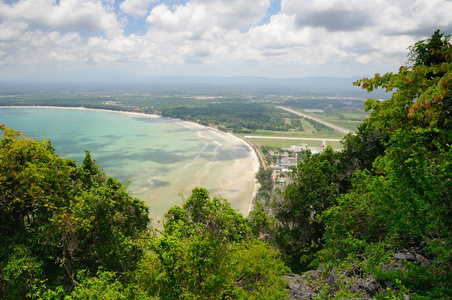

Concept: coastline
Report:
left=1, top=105, right=260, bottom=216
left=0, top=105, right=161, bottom=118
left=227, top=132, right=261, bottom=216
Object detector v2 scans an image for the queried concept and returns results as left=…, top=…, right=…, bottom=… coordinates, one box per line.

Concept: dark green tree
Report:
left=319, top=30, right=452, bottom=298
left=150, top=187, right=289, bottom=299
left=341, top=120, right=387, bottom=174
left=0, top=125, right=150, bottom=298
left=408, top=29, right=451, bottom=67
left=274, top=147, right=346, bottom=272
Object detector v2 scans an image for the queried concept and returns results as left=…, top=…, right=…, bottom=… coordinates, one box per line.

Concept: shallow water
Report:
left=0, top=108, right=257, bottom=220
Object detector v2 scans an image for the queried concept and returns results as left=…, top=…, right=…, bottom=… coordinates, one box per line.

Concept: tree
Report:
left=274, top=147, right=346, bottom=272
left=353, top=30, right=452, bottom=236
left=408, top=29, right=451, bottom=67
left=0, top=126, right=290, bottom=299
left=150, top=188, right=288, bottom=299
left=319, top=31, right=452, bottom=298
left=0, top=125, right=150, bottom=297
left=354, top=30, right=452, bottom=148
left=254, top=167, right=274, bottom=205
left=341, top=120, right=387, bottom=174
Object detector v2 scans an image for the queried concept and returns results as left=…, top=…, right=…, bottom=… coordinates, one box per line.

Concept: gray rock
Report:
left=328, top=269, right=338, bottom=287
left=284, top=274, right=317, bottom=300
left=348, top=277, right=379, bottom=296
left=285, top=266, right=380, bottom=299
left=394, top=252, right=408, bottom=260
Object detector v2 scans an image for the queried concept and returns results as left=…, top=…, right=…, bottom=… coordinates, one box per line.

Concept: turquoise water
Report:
left=0, top=108, right=257, bottom=220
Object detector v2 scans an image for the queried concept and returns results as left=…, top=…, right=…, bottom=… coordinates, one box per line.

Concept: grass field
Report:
left=236, top=105, right=361, bottom=149
left=244, top=138, right=324, bottom=148
left=295, top=109, right=368, bottom=132
left=325, top=141, right=343, bottom=149
left=250, top=129, right=345, bottom=139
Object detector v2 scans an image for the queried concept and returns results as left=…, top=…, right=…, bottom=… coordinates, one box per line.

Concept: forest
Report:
left=1, top=31, right=451, bottom=299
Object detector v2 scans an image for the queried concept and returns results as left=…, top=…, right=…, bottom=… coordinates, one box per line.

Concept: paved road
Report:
left=277, top=106, right=352, bottom=134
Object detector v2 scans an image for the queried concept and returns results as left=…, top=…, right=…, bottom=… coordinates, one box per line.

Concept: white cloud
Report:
left=120, top=0, right=157, bottom=18
left=147, top=0, right=270, bottom=32
left=0, top=27, right=83, bottom=69
left=1, top=0, right=452, bottom=79
left=0, top=0, right=123, bottom=38
left=0, top=21, right=29, bottom=41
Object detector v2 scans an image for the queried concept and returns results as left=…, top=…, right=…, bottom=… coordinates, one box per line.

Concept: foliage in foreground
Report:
left=148, top=188, right=288, bottom=299
left=267, top=30, right=452, bottom=298
left=0, top=125, right=150, bottom=297
left=0, top=126, right=288, bottom=299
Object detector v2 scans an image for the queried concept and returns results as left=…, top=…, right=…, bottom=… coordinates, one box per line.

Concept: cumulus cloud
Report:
left=274, top=0, right=452, bottom=67
left=0, top=28, right=84, bottom=69
left=120, top=0, right=157, bottom=18
left=379, top=0, right=452, bottom=36
left=147, top=0, right=270, bottom=32
left=0, top=20, right=29, bottom=41
left=0, top=0, right=123, bottom=38
left=282, top=0, right=380, bottom=31
left=298, top=9, right=372, bottom=32
left=1, top=0, right=452, bottom=79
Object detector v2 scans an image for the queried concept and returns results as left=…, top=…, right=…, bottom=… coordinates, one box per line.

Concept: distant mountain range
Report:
left=16, top=70, right=366, bottom=87
left=3, top=71, right=388, bottom=98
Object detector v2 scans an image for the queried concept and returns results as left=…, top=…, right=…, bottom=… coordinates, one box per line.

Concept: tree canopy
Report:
left=316, top=30, right=451, bottom=298
left=263, top=30, right=452, bottom=298
left=0, top=126, right=289, bottom=299
left=0, top=125, right=150, bottom=297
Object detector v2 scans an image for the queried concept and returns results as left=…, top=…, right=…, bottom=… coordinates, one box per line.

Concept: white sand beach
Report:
left=177, top=119, right=260, bottom=215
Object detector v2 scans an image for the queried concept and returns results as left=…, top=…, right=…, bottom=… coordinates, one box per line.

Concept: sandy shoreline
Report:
left=171, top=116, right=261, bottom=215
left=1, top=105, right=260, bottom=216
left=1, top=105, right=161, bottom=118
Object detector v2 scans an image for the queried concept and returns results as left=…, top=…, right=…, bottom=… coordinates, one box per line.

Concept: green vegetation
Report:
left=0, top=125, right=150, bottom=297
left=254, top=168, right=274, bottom=205
left=1, top=31, right=451, bottom=299
left=273, top=147, right=349, bottom=272
left=296, top=110, right=367, bottom=132
left=325, top=140, right=342, bottom=149
left=283, top=98, right=368, bottom=132
left=150, top=188, right=289, bottom=299
left=243, top=138, right=323, bottom=149
left=0, top=126, right=288, bottom=298
left=262, top=30, right=452, bottom=298
left=161, top=102, right=304, bottom=133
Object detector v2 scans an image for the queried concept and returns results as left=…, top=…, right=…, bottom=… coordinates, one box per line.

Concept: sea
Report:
left=0, top=107, right=257, bottom=221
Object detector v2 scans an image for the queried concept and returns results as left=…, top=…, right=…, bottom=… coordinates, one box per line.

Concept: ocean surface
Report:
left=0, top=108, right=257, bottom=221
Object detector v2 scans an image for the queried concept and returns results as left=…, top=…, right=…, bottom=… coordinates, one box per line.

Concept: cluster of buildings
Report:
left=268, top=144, right=324, bottom=186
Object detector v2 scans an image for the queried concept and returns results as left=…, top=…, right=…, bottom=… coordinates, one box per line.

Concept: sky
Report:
left=0, top=0, right=452, bottom=80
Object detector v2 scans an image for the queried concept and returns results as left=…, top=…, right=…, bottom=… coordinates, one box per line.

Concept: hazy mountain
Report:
left=3, top=73, right=387, bottom=98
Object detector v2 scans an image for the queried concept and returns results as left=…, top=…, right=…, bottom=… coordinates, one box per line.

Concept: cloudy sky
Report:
left=1, top=0, right=451, bottom=80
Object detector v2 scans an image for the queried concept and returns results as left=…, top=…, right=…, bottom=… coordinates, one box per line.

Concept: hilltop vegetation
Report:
left=263, top=30, right=452, bottom=298
left=1, top=31, right=451, bottom=299
left=0, top=125, right=289, bottom=299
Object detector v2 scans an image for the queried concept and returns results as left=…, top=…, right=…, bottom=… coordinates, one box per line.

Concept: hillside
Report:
left=1, top=31, right=451, bottom=299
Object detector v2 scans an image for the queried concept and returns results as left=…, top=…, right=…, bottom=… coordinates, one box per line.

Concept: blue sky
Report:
left=0, top=0, right=451, bottom=80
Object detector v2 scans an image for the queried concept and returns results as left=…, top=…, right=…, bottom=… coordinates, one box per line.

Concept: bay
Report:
left=0, top=107, right=259, bottom=221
